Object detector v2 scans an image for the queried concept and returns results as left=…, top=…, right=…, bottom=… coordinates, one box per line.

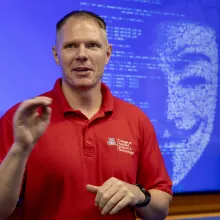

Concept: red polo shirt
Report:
left=0, top=78, right=172, bottom=220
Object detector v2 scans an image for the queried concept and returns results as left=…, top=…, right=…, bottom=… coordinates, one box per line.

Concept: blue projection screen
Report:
left=0, top=0, right=219, bottom=193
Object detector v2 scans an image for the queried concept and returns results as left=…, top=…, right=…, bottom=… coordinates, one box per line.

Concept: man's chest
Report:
left=26, top=118, right=141, bottom=186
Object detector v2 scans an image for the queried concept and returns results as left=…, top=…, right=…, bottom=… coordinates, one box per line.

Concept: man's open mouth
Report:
left=72, top=67, right=92, bottom=72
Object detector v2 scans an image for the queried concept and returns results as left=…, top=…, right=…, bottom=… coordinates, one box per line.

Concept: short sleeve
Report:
left=136, top=116, right=173, bottom=195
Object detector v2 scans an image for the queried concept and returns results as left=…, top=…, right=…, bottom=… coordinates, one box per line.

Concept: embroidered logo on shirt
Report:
left=107, top=137, right=117, bottom=145
left=107, top=137, right=134, bottom=155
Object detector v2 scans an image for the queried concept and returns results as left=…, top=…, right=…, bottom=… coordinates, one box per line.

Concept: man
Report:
left=0, top=10, right=172, bottom=220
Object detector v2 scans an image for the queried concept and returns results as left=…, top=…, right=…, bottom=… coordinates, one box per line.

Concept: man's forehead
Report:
left=63, top=17, right=98, bottom=28
left=56, top=17, right=107, bottom=44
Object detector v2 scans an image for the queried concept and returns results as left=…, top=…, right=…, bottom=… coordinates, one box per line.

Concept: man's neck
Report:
left=61, top=80, right=102, bottom=119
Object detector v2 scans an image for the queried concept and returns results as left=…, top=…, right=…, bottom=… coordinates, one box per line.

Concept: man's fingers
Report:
left=86, top=185, right=100, bottom=194
left=95, top=180, right=112, bottom=206
left=99, top=185, right=118, bottom=209
left=14, top=97, right=52, bottom=120
left=100, top=189, right=124, bottom=215
left=108, top=197, right=129, bottom=215
left=19, top=97, right=52, bottom=112
left=41, top=106, right=52, bottom=123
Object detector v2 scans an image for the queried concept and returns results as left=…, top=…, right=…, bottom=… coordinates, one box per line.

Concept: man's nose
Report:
left=76, top=45, right=88, bottom=61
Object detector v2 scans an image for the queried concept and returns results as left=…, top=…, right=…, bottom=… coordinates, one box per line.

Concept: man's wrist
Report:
left=11, top=143, right=32, bottom=157
left=136, top=185, right=146, bottom=204
left=135, top=184, right=151, bottom=207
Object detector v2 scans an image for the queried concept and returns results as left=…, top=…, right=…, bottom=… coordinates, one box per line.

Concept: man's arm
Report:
left=135, top=189, right=172, bottom=220
left=134, top=112, right=173, bottom=219
left=0, top=97, right=52, bottom=219
left=0, top=144, right=30, bottom=219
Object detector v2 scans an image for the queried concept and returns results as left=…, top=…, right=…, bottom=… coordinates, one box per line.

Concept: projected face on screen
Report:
left=155, top=22, right=218, bottom=185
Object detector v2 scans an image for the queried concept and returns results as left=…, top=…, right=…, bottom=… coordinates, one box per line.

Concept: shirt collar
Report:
left=52, top=78, right=114, bottom=115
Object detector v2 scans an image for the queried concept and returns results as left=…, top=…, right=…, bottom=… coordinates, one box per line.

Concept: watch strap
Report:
left=135, top=184, right=151, bottom=207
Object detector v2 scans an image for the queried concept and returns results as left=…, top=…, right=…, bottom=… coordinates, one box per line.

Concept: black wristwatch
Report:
left=135, top=184, right=151, bottom=207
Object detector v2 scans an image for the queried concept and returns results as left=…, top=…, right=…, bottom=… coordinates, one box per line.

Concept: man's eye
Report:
left=87, top=43, right=100, bottom=48
left=65, top=44, right=77, bottom=49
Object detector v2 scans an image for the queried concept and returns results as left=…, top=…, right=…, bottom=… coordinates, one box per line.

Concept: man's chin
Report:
left=63, top=78, right=96, bottom=90
left=73, top=81, right=100, bottom=91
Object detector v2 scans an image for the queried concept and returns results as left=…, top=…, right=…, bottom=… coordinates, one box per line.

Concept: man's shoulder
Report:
left=112, top=96, right=154, bottom=133
left=112, top=96, right=150, bottom=120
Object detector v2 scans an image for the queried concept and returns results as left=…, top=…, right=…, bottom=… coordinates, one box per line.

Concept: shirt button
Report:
left=87, top=140, right=91, bottom=145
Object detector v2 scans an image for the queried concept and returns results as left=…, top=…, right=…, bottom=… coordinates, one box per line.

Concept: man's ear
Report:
left=52, top=46, right=60, bottom=66
left=105, top=44, right=112, bottom=65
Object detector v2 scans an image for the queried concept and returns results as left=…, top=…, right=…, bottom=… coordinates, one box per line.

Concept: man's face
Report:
left=155, top=22, right=218, bottom=186
left=53, top=17, right=112, bottom=90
